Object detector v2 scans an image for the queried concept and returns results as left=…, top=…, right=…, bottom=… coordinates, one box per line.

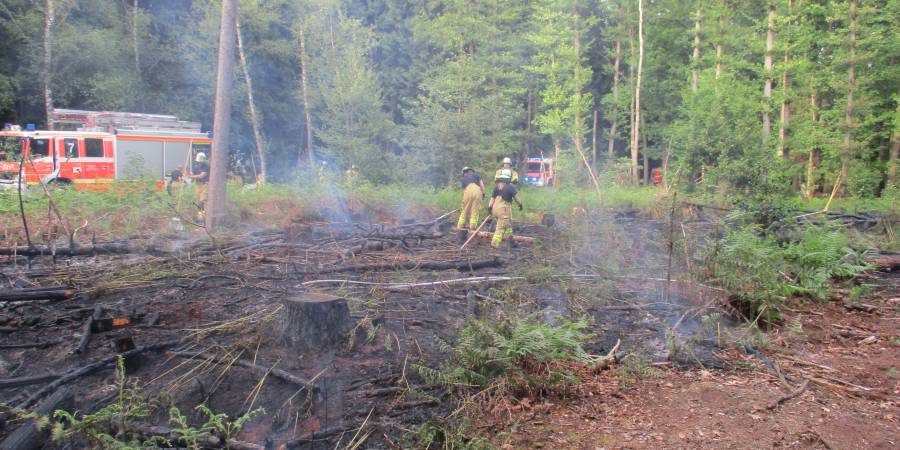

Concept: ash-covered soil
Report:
left=0, top=207, right=742, bottom=448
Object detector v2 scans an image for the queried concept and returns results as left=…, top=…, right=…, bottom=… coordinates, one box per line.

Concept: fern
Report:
left=415, top=316, right=592, bottom=390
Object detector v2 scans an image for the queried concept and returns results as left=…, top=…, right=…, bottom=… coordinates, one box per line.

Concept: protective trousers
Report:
left=195, top=182, right=208, bottom=219
left=491, top=199, right=513, bottom=248
left=457, top=183, right=483, bottom=229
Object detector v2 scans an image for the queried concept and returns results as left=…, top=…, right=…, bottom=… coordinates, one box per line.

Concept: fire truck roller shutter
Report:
left=116, top=139, right=165, bottom=179
left=162, top=141, right=190, bottom=177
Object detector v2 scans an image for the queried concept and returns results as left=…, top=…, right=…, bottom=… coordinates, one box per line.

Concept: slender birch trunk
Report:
left=641, top=116, right=649, bottom=186
left=43, top=0, right=54, bottom=129
left=236, top=18, right=266, bottom=183
left=628, top=24, right=636, bottom=183
left=592, top=109, right=598, bottom=167
left=715, top=0, right=725, bottom=81
left=630, top=0, right=645, bottom=186
left=607, top=37, right=621, bottom=161
left=778, top=0, right=794, bottom=160
left=298, top=24, right=315, bottom=168
left=573, top=3, right=585, bottom=172
left=691, top=0, right=702, bottom=94
left=206, top=0, right=238, bottom=230
left=806, top=90, right=820, bottom=197
left=132, top=0, right=141, bottom=77
left=763, top=1, right=775, bottom=147
left=841, top=0, right=857, bottom=193
left=889, top=98, right=899, bottom=186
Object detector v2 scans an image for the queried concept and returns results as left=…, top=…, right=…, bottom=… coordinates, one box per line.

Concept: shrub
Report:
left=708, top=225, right=870, bottom=326
left=413, top=316, right=593, bottom=391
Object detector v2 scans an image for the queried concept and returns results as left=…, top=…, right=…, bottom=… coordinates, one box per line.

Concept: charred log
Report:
left=0, top=388, right=73, bottom=450
left=0, top=288, right=76, bottom=302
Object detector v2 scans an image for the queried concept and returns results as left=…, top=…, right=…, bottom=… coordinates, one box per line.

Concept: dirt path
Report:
left=487, top=276, right=900, bottom=449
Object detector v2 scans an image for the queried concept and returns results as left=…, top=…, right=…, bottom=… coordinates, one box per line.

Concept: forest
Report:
left=0, top=0, right=897, bottom=196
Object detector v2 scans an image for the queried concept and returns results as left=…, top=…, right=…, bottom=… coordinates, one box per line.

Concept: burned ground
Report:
left=0, top=202, right=896, bottom=449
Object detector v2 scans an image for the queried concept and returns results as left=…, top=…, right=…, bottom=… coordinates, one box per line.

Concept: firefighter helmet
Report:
left=195, top=152, right=208, bottom=163
left=502, top=157, right=512, bottom=165
left=462, top=166, right=472, bottom=174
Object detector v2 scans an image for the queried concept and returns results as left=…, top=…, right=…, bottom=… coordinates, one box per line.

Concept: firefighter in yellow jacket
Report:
left=493, top=157, right=519, bottom=185
left=457, top=167, right=485, bottom=230
left=487, top=176, right=523, bottom=249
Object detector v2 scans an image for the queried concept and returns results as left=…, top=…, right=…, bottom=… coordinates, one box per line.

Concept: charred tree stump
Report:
left=276, top=293, right=352, bottom=352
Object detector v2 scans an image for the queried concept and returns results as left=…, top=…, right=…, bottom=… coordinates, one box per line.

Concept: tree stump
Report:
left=276, top=293, right=352, bottom=351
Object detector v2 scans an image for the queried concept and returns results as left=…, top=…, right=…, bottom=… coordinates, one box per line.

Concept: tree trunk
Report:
left=131, top=0, right=141, bottom=107
left=525, top=92, right=533, bottom=157
left=778, top=0, right=794, bottom=160
left=628, top=25, right=636, bottom=183
left=205, top=0, right=238, bottom=230
left=236, top=18, right=266, bottom=183
left=841, top=0, right=857, bottom=195
left=889, top=99, right=899, bottom=186
left=762, top=1, right=775, bottom=147
left=607, top=38, right=621, bottom=161
left=642, top=116, right=649, bottom=186
left=298, top=24, right=315, bottom=169
left=806, top=90, right=820, bottom=197
left=42, top=0, right=54, bottom=130
left=553, top=139, right=561, bottom=187
left=276, top=293, right=352, bottom=352
left=573, top=4, right=585, bottom=172
left=716, top=0, right=725, bottom=81
left=592, top=109, right=598, bottom=167
left=630, top=0, right=645, bottom=186
left=691, top=0, right=701, bottom=94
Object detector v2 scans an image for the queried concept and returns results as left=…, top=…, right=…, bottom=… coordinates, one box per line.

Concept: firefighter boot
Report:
left=457, top=229, right=468, bottom=244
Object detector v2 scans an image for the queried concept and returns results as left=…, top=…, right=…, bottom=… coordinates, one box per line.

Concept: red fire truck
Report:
left=0, top=109, right=211, bottom=191
left=522, top=157, right=555, bottom=187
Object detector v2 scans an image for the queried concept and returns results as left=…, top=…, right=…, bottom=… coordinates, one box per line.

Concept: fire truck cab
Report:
left=0, top=109, right=211, bottom=190
left=523, top=157, right=554, bottom=187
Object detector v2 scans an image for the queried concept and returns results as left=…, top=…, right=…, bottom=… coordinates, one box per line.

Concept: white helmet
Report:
left=194, top=152, right=208, bottom=163
left=502, top=157, right=512, bottom=164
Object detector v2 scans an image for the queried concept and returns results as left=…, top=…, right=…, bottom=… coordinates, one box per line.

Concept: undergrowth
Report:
left=8, top=356, right=264, bottom=449
left=412, top=316, right=593, bottom=394
left=708, top=225, right=870, bottom=326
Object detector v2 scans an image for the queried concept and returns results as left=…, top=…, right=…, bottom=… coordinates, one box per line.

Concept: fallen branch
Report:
left=309, top=258, right=502, bottom=275
left=0, top=288, right=76, bottom=303
left=766, top=380, right=809, bottom=410
left=451, top=228, right=536, bottom=244
left=300, top=275, right=524, bottom=291
left=18, top=340, right=178, bottom=409
left=75, top=305, right=103, bottom=355
left=170, top=351, right=315, bottom=391
left=0, top=373, right=61, bottom=389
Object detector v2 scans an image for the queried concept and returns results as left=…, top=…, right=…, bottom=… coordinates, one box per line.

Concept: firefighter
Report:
left=166, top=165, right=184, bottom=196
left=189, top=152, right=209, bottom=218
left=345, top=164, right=359, bottom=188
left=457, top=167, right=485, bottom=232
left=487, top=176, right=523, bottom=249
left=317, top=161, right=328, bottom=184
left=493, top=157, right=520, bottom=185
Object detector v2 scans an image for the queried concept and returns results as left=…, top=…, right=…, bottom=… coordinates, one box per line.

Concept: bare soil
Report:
left=485, top=272, right=900, bottom=450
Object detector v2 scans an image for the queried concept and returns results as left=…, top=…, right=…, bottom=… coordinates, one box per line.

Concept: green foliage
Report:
left=404, top=419, right=495, bottom=450
left=709, top=225, right=870, bottom=325
left=413, top=316, right=593, bottom=390
left=51, top=356, right=162, bottom=448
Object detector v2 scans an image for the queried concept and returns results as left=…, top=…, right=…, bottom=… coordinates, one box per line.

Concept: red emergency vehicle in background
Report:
left=0, top=109, right=211, bottom=191
left=522, top=157, right=554, bottom=187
